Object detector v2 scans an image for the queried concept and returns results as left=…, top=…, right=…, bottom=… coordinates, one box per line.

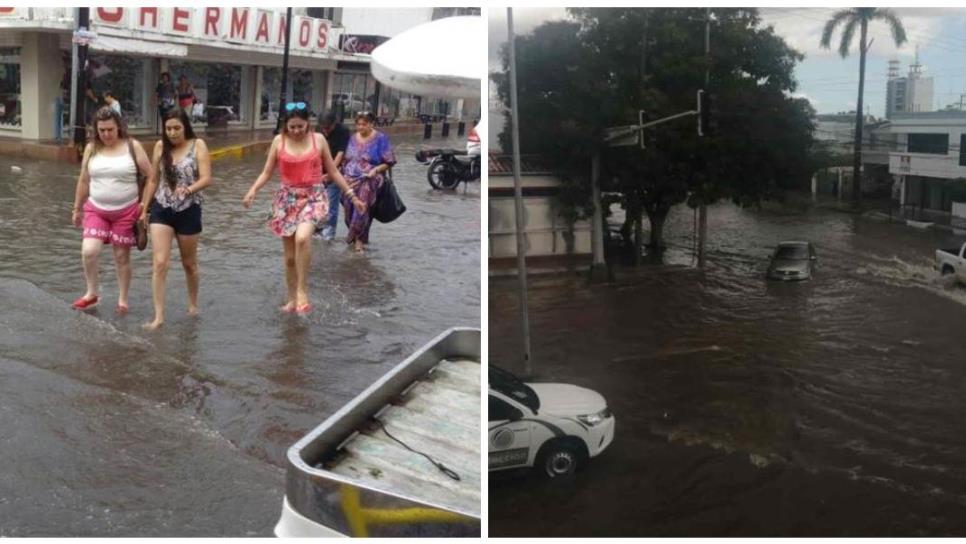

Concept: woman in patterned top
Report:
left=138, top=108, right=212, bottom=330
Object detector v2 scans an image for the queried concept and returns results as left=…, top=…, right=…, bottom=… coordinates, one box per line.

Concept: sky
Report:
left=488, top=7, right=966, bottom=120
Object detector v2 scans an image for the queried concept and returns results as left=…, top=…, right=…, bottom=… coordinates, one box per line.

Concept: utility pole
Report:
left=697, top=8, right=710, bottom=269
left=71, top=7, right=90, bottom=159
left=275, top=7, right=293, bottom=135
left=507, top=9, right=533, bottom=377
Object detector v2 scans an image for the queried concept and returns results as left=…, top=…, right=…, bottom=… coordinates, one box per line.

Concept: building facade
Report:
left=488, top=154, right=592, bottom=274
left=0, top=7, right=479, bottom=142
left=869, top=111, right=966, bottom=213
left=885, top=57, right=933, bottom=120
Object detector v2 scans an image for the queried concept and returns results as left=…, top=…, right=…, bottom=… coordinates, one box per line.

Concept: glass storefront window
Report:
left=261, top=67, right=314, bottom=122
left=169, top=61, right=243, bottom=124
left=88, top=54, right=148, bottom=127
left=0, top=47, right=21, bottom=128
left=331, top=72, right=372, bottom=121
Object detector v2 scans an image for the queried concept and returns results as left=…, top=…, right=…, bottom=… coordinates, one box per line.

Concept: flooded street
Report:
left=0, top=134, right=479, bottom=536
left=490, top=201, right=966, bottom=536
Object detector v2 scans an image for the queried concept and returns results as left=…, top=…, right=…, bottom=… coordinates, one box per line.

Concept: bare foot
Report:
left=116, top=303, right=129, bottom=316
left=187, top=305, right=199, bottom=316
left=142, top=318, right=164, bottom=330
left=280, top=301, right=296, bottom=313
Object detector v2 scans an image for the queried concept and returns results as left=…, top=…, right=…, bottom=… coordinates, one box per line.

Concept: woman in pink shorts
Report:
left=70, top=107, right=152, bottom=313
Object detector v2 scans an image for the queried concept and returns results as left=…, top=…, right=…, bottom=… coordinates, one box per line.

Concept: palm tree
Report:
left=820, top=8, right=906, bottom=206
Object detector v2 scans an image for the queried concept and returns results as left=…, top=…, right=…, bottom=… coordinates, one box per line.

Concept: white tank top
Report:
left=87, top=147, right=138, bottom=211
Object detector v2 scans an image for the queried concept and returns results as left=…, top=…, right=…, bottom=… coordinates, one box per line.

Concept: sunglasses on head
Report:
left=285, top=102, right=307, bottom=112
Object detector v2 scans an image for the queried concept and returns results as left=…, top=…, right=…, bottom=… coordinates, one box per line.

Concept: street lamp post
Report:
left=507, top=8, right=533, bottom=377
left=275, top=7, right=293, bottom=135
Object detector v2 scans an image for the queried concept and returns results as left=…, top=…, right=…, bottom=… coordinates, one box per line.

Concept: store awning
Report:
left=370, top=16, right=481, bottom=99
left=90, top=34, right=187, bottom=58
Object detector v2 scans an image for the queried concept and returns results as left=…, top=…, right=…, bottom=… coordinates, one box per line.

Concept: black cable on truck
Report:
left=373, top=418, right=461, bottom=481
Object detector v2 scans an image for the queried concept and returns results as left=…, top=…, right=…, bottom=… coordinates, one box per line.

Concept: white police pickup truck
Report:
left=488, top=366, right=615, bottom=478
left=936, top=242, right=966, bottom=283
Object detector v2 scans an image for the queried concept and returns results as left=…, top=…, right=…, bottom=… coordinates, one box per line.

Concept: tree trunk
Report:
left=852, top=19, right=868, bottom=207
left=647, top=208, right=667, bottom=251
left=633, top=212, right=643, bottom=266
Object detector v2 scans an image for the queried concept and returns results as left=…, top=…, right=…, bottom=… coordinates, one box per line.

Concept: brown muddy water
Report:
left=0, top=134, right=479, bottom=536
left=490, top=201, right=966, bottom=537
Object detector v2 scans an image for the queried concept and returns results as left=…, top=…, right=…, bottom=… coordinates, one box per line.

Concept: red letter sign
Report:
left=205, top=7, right=221, bottom=37
left=298, top=18, right=311, bottom=47
left=254, top=11, right=270, bottom=43
left=316, top=21, right=328, bottom=50
left=138, top=7, right=158, bottom=29
left=171, top=8, right=190, bottom=32
left=230, top=8, right=248, bottom=40
left=96, top=8, right=124, bottom=24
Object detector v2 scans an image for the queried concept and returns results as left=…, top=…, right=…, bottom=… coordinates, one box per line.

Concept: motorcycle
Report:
left=415, top=149, right=480, bottom=190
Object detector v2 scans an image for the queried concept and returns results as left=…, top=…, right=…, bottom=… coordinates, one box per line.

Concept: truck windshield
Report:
left=489, top=366, right=540, bottom=413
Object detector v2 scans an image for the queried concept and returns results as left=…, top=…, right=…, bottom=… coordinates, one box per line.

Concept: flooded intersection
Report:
left=490, top=201, right=966, bottom=536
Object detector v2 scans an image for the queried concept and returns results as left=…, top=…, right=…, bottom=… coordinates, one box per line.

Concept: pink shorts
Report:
left=81, top=199, right=140, bottom=247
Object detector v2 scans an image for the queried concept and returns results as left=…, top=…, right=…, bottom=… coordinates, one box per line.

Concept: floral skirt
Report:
left=269, top=183, right=329, bottom=237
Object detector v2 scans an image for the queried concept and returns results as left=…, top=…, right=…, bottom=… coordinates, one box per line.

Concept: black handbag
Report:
left=372, top=174, right=406, bottom=224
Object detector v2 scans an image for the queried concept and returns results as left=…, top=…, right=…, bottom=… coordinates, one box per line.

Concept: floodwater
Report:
left=0, top=134, right=480, bottom=536
left=490, top=200, right=966, bottom=537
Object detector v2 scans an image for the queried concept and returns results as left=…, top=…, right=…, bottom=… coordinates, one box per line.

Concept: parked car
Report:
left=489, top=366, right=615, bottom=478
left=766, top=241, right=816, bottom=281
left=935, top=242, right=966, bottom=283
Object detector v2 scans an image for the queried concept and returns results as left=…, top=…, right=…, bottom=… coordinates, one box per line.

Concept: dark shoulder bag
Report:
left=373, top=168, right=406, bottom=223
left=127, top=139, right=148, bottom=251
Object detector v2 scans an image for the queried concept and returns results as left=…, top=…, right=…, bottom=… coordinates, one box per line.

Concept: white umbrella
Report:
left=370, top=16, right=482, bottom=99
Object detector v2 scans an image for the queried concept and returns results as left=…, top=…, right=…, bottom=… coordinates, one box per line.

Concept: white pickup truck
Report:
left=936, top=242, right=966, bottom=282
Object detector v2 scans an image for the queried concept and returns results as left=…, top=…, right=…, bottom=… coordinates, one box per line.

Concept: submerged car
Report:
left=489, top=366, right=615, bottom=478
left=766, top=241, right=816, bottom=281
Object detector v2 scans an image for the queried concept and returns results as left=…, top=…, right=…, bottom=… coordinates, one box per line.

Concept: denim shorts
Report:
left=149, top=201, right=202, bottom=236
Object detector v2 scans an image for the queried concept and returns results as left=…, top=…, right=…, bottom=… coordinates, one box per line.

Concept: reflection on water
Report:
left=491, top=201, right=966, bottom=536
left=0, top=134, right=479, bottom=536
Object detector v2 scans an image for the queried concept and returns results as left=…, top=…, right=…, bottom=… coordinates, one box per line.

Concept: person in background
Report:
left=466, top=119, right=481, bottom=156
left=103, top=90, right=121, bottom=116
left=176, top=75, right=195, bottom=110
left=341, top=111, right=396, bottom=254
left=139, top=108, right=212, bottom=330
left=316, top=112, right=350, bottom=241
left=154, top=72, right=176, bottom=124
left=242, top=103, right=365, bottom=314
left=70, top=107, right=152, bottom=313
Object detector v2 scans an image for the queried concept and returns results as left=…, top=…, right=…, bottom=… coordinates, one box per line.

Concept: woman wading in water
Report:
left=242, top=103, right=364, bottom=314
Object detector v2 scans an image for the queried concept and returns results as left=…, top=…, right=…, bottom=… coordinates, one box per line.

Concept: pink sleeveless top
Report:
left=278, top=134, right=323, bottom=187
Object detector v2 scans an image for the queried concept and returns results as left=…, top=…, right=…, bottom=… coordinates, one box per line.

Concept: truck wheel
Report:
left=537, top=442, right=580, bottom=478
left=942, top=265, right=955, bottom=276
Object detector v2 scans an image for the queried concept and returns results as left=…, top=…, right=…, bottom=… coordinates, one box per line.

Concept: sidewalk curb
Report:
left=208, top=141, right=271, bottom=162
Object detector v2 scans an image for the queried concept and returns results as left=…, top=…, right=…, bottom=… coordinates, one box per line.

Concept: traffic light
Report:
left=698, top=89, right=713, bottom=136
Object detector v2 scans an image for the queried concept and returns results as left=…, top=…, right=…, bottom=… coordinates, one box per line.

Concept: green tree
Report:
left=496, top=8, right=816, bottom=258
left=820, top=8, right=906, bottom=206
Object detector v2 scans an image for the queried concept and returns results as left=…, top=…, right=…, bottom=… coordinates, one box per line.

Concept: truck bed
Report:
left=325, top=358, right=481, bottom=516
left=279, top=327, right=480, bottom=537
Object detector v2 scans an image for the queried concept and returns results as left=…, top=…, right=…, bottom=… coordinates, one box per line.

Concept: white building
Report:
left=869, top=111, right=966, bottom=212
left=0, top=7, right=479, bottom=142
left=488, top=154, right=592, bottom=274
left=885, top=57, right=933, bottom=120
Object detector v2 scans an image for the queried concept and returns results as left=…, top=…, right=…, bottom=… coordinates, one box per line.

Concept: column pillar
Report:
left=19, top=32, right=62, bottom=141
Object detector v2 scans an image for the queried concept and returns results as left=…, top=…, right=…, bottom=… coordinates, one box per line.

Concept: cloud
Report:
left=761, top=8, right=962, bottom=60
left=488, top=7, right=570, bottom=70
left=787, top=91, right=819, bottom=108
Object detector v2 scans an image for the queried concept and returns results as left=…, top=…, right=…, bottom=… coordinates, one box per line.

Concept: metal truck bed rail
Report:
left=279, top=327, right=481, bottom=537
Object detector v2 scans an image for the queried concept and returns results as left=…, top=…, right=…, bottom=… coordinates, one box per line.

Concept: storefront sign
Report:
left=339, top=34, right=388, bottom=54
left=92, top=7, right=329, bottom=53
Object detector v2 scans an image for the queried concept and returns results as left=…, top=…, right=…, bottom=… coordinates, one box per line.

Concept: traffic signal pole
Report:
left=697, top=8, right=711, bottom=269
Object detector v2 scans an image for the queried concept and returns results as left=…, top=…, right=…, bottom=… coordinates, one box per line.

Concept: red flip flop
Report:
left=295, top=303, right=313, bottom=315
left=71, top=295, right=99, bottom=310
